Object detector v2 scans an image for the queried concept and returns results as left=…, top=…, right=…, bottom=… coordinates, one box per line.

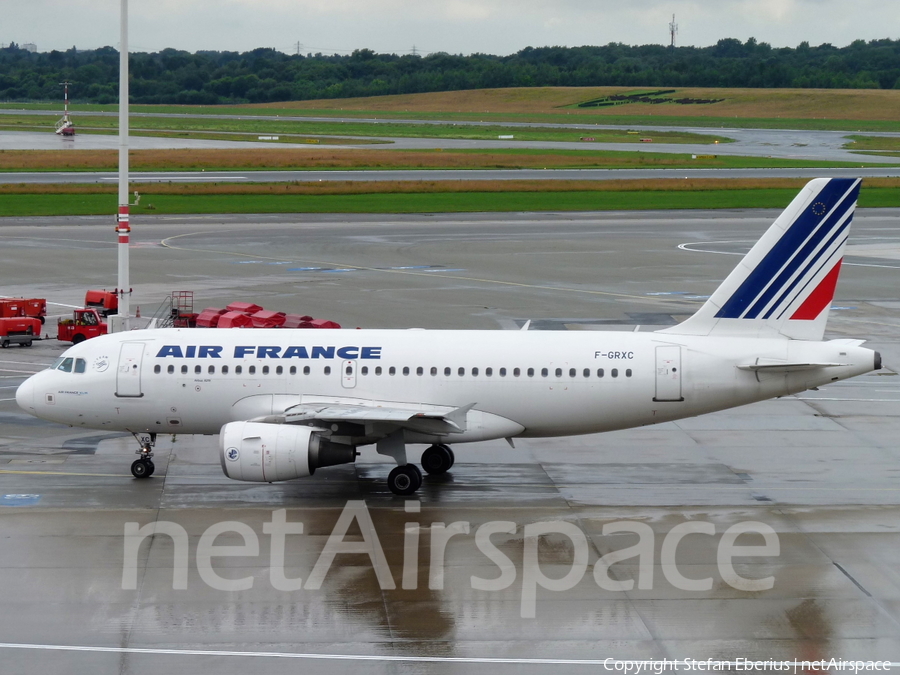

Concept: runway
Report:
left=0, top=209, right=898, bottom=673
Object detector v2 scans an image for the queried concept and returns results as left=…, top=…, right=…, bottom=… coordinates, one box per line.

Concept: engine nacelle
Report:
left=219, top=421, right=356, bottom=482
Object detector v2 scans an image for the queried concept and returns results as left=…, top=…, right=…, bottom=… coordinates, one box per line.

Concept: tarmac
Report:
left=0, top=209, right=898, bottom=673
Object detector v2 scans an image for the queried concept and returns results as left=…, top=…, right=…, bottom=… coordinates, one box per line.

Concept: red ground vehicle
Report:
left=57, top=309, right=107, bottom=344
left=0, top=317, right=41, bottom=348
left=85, top=290, right=118, bottom=317
left=22, top=298, right=47, bottom=324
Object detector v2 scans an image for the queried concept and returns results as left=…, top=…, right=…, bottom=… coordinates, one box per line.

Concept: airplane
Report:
left=15, top=177, right=882, bottom=495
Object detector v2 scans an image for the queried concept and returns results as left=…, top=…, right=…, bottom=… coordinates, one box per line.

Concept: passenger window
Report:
left=154, top=365, right=161, bottom=374
left=361, top=366, right=368, bottom=375
left=304, top=366, right=311, bottom=375
left=290, top=366, right=297, bottom=375
left=167, top=365, right=175, bottom=374
left=417, top=367, right=424, bottom=376
left=402, top=366, right=410, bottom=376
left=499, top=367, right=506, bottom=377
left=514, top=368, right=520, bottom=377
left=611, top=368, right=619, bottom=378
left=236, top=365, right=242, bottom=374
left=181, top=365, right=188, bottom=374
left=249, top=366, right=256, bottom=374
left=597, top=368, right=605, bottom=378
left=375, top=366, right=382, bottom=376
left=324, top=366, right=331, bottom=375
left=458, top=367, right=465, bottom=376
left=527, top=368, right=534, bottom=377
left=583, top=368, right=590, bottom=378
left=626, top=369, right=632, bottom=377
left=262, top=366, right=269, bottom=375
left=209, top=365, right=216, bottom=374
left=430, top=367, right=437, bottom=376
left=74, top=358, right=86, bottom=374
left=486, top=367, right=492, bottom=377
left=195, top=365, right=201, bottom=374
left=58, top=358, right=73, bottom=373
left=222, top=365, right=229, bottom=374
left=472, top=367, right=479, bottom=376
left=389, top=366, right=396, bottom=376
left=542, top=368, right=549, bottom=377
left=569, top=368, right=576, bottom=378
left=444, top=367, right=451, bottom=376
left=554, top=368, right=561, bottom=377
left=346, top=365, right=353, bottom=375
left=275, top=365, right=282, bottom=375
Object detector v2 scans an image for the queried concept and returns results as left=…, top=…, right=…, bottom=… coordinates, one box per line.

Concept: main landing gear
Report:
left=130, top=432, right=156, bottom=479
left=377, top=432, right=456, bottom=496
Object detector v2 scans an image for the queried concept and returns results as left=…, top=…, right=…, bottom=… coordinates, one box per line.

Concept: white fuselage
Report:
left=16, top=328, right=878, bottom=446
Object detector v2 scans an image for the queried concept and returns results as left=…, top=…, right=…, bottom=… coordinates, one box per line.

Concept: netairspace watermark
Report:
left=123, top=500, right=782, bottom=618
left=604, top=660, right=892, bottom=674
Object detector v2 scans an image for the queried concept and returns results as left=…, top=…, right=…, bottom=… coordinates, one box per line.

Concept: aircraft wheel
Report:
left=145, top=461, right=155, bottom=477
left=421, top=444, right=454, bottom=475
left=388, top=464, right=422, bottom=496
left=131, top=459, right=152, bottom=479
left=442, top=445, right=455, bottom=469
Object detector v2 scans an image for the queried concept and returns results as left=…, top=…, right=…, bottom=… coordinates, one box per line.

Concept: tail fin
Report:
left=661, top=177, right=861, bottom=341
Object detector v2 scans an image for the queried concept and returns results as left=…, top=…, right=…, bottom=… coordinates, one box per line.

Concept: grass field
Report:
left=8, top=86, right=900, bottom=131
left=2, top=178, right=899, bottom=217
left=0, top=148, right=882, bottom=172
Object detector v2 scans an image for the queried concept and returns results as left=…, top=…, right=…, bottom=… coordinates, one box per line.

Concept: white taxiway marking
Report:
left=101, top=176, right=248, bottom=181
left=678, top=241, right=900, bottom=269
left=0, top=644, right=895, bottom=668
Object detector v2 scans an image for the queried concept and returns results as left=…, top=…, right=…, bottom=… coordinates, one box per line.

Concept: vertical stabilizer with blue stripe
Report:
left=660, top=177, right=861, bottom=341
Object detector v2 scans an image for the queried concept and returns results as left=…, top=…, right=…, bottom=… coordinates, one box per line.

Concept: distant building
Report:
left=22, top=43, right=37, bottom=53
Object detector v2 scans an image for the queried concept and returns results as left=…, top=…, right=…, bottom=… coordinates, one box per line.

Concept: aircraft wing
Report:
left=737, top=362, right=847, bottom=372
left=242, top=395, right=477, bottom=437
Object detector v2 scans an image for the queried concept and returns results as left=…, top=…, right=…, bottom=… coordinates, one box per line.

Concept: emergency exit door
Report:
left=341, top=360, right=357, bottom=389
left=116, top=342, right=145, bottom=397
left=653, top=345, right=684, bottom=402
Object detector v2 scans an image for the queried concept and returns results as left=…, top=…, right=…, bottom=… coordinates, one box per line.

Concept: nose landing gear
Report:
left=130, top=432, right=156, bottom=479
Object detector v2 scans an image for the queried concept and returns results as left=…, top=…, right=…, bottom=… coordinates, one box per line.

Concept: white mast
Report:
left=115, top=0, right=131, bottom=331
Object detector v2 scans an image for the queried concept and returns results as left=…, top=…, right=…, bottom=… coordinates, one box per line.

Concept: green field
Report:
left=4, top=187, right=900, bottom=217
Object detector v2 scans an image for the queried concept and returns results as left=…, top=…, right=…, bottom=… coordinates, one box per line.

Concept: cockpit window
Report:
left=57, top=358, right=74, bottom=373
left=74, top=358, right=86, bottom=374
left=49, top=357, right=64, bottom=370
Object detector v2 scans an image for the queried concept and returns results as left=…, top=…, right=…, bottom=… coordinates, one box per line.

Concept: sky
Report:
left=4, top=0, right=899, bottom=56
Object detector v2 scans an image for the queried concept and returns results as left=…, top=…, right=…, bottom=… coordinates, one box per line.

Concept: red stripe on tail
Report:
left=790, top=259, right=842, bottom=321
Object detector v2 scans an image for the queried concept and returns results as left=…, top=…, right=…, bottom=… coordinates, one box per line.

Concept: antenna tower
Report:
left=669, top=14, right=678, bottom=48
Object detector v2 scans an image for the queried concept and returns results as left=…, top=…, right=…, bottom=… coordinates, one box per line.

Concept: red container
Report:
left=249, top=310, right=286, bottom=328
left=0, top=300, right=24, bottom=318
left=304, top=318, right=341, bottom=329
left=282, top=314, right=314, bottom=328
left=195, top=307, right=227, bottom=328
left=217, top=311, right=253, bottom=328
left=225, top=301, right=264, bottom=314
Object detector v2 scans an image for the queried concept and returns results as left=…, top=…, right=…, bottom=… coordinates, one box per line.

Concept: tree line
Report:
left=2, top=37, right=900, bottom=105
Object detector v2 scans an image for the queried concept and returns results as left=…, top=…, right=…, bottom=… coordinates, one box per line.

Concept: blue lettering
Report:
left=361, top=347, right=382, bottom=360
left=186, top=345, right=196, bottom=358
left=311, top=346, right=335, bottom=359
left=156, top=345, right=183, bottom=358
left=199, top=346, right=222, bottom=358
left=234, top=346, right=255, bottom=358
left=257, top=346, right=282, bottom=359
left=282, top=346, right=310, bottom=359
left=336, top=346, right=359, bottom=360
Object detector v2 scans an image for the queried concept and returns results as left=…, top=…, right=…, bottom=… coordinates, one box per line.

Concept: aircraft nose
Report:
left=16, top=376, right=35, bottom=413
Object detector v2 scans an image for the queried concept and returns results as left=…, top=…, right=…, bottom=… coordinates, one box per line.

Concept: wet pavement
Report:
left=0, top=210, right=898, bottom=672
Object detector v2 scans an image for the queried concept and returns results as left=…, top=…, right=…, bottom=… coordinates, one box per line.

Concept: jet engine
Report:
left=219, top=421, right=356, bottom=482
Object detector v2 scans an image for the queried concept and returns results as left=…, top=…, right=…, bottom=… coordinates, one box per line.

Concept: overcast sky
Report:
left=5, top=0, right=899, bottom=56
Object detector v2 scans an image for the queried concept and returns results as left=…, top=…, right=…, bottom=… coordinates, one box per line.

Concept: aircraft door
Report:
left=341, top=360, right=357, bottom=389
left=116, top=342, right=145, bottom=398
left=654, top=345, right=684, bottom=402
